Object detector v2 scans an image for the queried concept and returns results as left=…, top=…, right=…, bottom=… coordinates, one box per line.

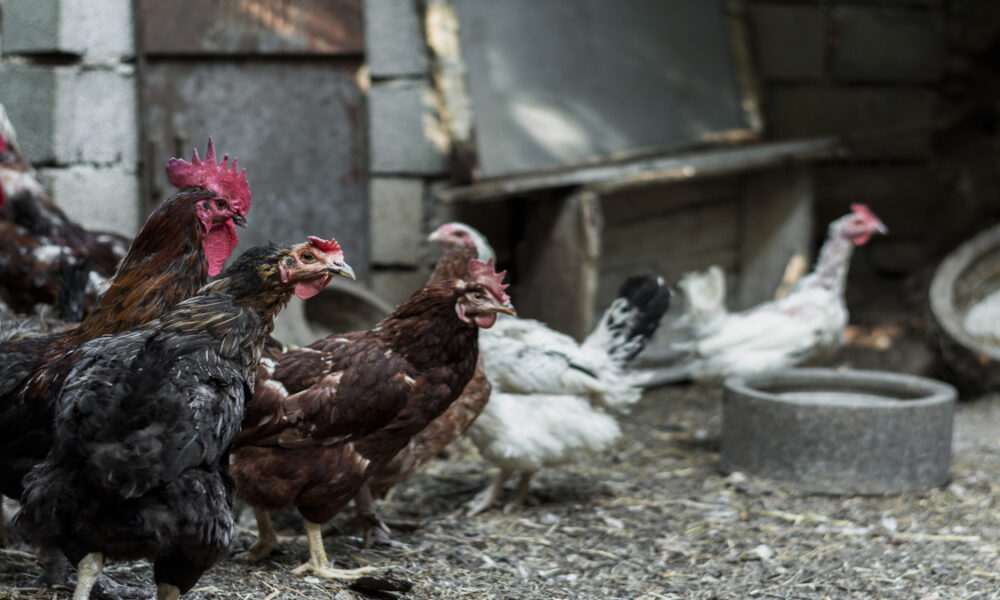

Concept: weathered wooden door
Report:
left=136, top=0, right=369, bottom=277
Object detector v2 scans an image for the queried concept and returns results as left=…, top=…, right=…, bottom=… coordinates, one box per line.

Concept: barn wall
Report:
left=0, top=0, right=141, bottom=238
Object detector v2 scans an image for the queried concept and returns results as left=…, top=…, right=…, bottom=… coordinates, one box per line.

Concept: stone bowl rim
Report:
left=724, top=367, right=957, bottom=410
left=929, top=222, right=1000, bottom=362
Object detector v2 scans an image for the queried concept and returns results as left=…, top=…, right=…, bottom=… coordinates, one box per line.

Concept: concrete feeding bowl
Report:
left=720, top=368, right=956, bottom=494
left=929, top=223, right=1000, bottom=392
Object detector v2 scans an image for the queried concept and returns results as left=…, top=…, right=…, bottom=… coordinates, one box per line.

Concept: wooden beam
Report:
left=435, top=137, right=839, bottom=203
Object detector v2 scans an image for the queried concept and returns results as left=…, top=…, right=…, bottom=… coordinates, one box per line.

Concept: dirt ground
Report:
left=2, top=383, right=1000, bottom=600
left=2, top=278, right=1000, bottom=600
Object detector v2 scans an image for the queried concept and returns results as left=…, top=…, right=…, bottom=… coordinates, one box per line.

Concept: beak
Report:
left=874, top=221, right=888, bottom=235
left=232, top=213, right=248, bottom=228
left=489, top=300, right=516, bottom=316
left=329, top=261, right=356, bottom=280
left=427, top=229, right=443, bottom=242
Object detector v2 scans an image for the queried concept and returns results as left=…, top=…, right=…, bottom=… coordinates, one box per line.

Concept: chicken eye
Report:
left=473, top=292, right=484, bottom=302
left=301, top=252, right=316, bottom=263
left=215, top=199, right=228, bottom=210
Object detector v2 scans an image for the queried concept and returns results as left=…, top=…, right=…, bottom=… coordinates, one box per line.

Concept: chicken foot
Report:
left=465, top=468, right=513, bottom=516
left=291, top=520, right=378, bottom=580
left=72, top=552, right=103, bottom=600
left=234, top=506, right=277, bottom=563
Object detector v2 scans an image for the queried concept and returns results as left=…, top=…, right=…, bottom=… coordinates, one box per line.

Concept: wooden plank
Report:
left=140, top=0, right=363, bottom=55
left=435, top=137, right=839, bottom=203
left=515, top=189, right=602, bottom=341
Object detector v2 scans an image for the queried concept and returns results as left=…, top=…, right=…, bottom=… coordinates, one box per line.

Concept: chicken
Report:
left=645, top=204, right=888, bottom=384
left=0, top=141, right=251, bottom=579
left=0, top=104, right=130, bottom=320
left=354, top=238, right=489, bottom=528
left=425, top=223, right=671, bottom=515
left=232, top=258, right=514, bottom=581
left=15, top=237, right=354, bottom=600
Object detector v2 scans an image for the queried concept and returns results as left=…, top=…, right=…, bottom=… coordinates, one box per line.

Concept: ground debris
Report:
left=2, top=384, right=999, bottom=599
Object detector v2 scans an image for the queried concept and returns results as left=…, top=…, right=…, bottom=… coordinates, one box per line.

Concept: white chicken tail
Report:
left=583, top=274, right=671, bottom=368
left=673, top=265, right=727, bottom=338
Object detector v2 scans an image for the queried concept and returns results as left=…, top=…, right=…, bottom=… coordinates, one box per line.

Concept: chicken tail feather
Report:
left=583, top=274, right=671, bottom=367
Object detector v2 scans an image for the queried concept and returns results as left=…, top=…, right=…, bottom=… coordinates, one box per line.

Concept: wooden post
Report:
left=514, top=188, right=603, bottom=341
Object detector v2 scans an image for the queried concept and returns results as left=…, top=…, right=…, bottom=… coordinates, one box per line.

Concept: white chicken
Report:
left=428, top=223, right=671, bottom=514
left=645, top=204, right=887, bottom=385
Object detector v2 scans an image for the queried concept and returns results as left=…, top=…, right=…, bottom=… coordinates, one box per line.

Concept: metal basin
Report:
left=720, top=368, right=956, bottom=494
left=929, top=223, right=1000, bottom=392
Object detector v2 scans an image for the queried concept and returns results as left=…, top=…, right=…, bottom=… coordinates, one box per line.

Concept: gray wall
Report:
left=0, top=0, right=141, bottom=238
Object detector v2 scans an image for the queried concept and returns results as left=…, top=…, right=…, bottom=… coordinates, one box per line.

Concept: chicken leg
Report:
left=466, top=468, right=513, bottom=516
left=73, top=552, right=103, bottom=600
left=156, top=583, right=180, bottom=600
left=234, top=506, right=277, bottom=563
left=503, top=471, right=535, bottom=513
left=354, top=483, right=393, bottom=548
left=291, top=520, right=378, bottom=580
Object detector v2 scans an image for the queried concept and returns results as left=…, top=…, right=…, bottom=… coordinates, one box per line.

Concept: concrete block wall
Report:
left=365, top=0, right=451, bottom=305
left=0, top=0, right=141, bottom=238
left=746, top=0, right=946, bottom=272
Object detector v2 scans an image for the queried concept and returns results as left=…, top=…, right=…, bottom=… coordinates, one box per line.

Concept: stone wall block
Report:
left=748, top=3, right=825, bottom=81
left=370, top=177, right=425, bottom=266
left=38, top=164, right=141, bottom=237
left=1, top=0, right=134, bottom=60
left=369, top=80, right=449, bottom=175
left=364, top=0, right=428, bottom=77
left=832, top=6, right=944, bottom=83
left=0, top=64, right=137, bottom=165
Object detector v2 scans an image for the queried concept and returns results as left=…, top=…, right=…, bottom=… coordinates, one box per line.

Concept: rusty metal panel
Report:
left=142, top=60, right=369, bottom=277
left=140, top=0, right=363, bottom=55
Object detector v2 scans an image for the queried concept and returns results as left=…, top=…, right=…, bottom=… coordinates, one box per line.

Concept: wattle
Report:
left=474, top=313, right=497, bottom=328
left=204, top=220, right=238, bottom=277
left=295, top=275, right=331, bottom=300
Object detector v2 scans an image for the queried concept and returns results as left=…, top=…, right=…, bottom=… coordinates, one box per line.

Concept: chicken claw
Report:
left=292, top=520, right=378, bottom=580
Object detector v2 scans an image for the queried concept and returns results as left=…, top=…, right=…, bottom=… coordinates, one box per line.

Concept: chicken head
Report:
left=167, top=138, right=253, bottom=276
left=455, top=258, right=515, bottom=328
left=839, top=203, right=888, bottom=246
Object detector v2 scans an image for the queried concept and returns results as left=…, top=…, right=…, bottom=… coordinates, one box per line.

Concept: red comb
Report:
left=166, top=138, right=251, bottom=215
left=307, top=236, right=343, bottom=256
left=468, top=258, right=510, bottom=302
left=850, top=203, right=880, bottom=224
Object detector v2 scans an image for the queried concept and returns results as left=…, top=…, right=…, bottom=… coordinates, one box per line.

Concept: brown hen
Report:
left=232, top=258, right=514, bottom=581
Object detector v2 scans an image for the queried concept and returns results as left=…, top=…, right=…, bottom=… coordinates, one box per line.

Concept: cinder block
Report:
left=38, top=164, right=141, bottom=237
left=748, top=3, right=825, bottom=81
left=0, top=64, right=138, bottom=165
left=370, top=177, right=425, bottom=266
left=364, top=0, right=429, bottom=77
left=369, top=80, right=449, bottom=175
left=1, top=0, right=134, bottom=60
left=832, top=6, right=944, bottom=83
left=370, top=268, right=430, bottom=307
left=764, top=85, right=936, bottom=158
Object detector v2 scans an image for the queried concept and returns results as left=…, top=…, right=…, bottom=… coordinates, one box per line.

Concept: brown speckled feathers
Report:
left=232, top=281, right=484, bottom=524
